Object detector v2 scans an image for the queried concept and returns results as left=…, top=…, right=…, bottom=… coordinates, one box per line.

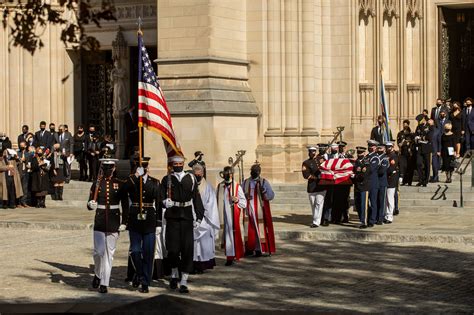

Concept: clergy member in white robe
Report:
left=192, top=164, right=220, bottom=272
left=216, top=166, right=247, bottom=266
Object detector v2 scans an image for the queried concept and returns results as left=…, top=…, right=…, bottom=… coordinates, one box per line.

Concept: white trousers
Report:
left=308, top=191, right=326, bottom=226
left=93, top=231, right=119, bottom=287
left=385, top=188, right=396, bottom=222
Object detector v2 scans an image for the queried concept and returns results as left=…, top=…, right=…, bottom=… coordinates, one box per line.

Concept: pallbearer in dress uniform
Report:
left=334, top=141, right=351, bottom=223
left=384, top=142, right=399, bottom=224
left=366, top=140, right=380, bottom=228
left=87, top=158, right=129, bottom=294
left=242, top=161, right=276, bottom=257
left=123, top=157, right=162, bottom=294
left=375, top=144, right=390, bottom=225
left=302, top=146, right=326, bottom=228
left=161, top=155, right=205, bottom=294
left=353, top=147, right=370, bottom=228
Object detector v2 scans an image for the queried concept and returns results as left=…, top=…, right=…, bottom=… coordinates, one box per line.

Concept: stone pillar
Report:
left=152, top=0, right=259, bottom=185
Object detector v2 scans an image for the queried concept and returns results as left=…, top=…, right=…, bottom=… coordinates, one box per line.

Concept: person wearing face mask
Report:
left=302, top=146, right=327, bottom=228
left=430, top=98, right=449, bottom=121
left=373, top=145, right=389, bottom=226
left=353, top=146, right=370, bottom=229
left=30, top=147, right=51, bottom=208
left=0, top=148, right=23, bottom=209
left=161, top=155, right=205, bottom=294
left=73, top=125, right=88, bottom=181
left=49, top=143, right=66, bottom=200
left=17, top=125, right=29, bottom=145
left=49, top=123, right=59, bottom=145
left=242, top=162, right=275, bottom=257
left=431, top=109, right=450, bottom=183
left=0, top=132, right=12, bottom=153
left=449, top=101, right=464, bottom=157
left=34, top=121, right=53, bottom=151
left=384, top=142, right=399, bottom=224
left=366, top=140, right=381, bottom=228
left=87, top=158, right=129, bottom=294
left=17, top=141, right=32, bottom=207
left=397, top=120, right=415, bottom=186
left=123, top=156, right=162, bottom=294
left=216, top=165, right=246, bottom=267
left=370, top=115, right=388, bottom=144
left=191, top=163, right=220, bottom=273
left=440, top=123, right=457, bottom=183
left=188, top=151, right=206, bottom=178
left=414, top=115, right=434, bottom=187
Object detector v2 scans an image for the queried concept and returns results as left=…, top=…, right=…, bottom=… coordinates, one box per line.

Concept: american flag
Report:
left=137, top=34, right=183, bottom=158
left=319, top=158, right=354, bottom=185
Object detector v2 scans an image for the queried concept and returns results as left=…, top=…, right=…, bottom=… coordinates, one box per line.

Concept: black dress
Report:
left=449, top=111, right=464, bottom=143
left=441, top=133, right=457, bottom=172
left=31, top=157, right=50, bottom=195
left=49, top=152, right=66, bottom=183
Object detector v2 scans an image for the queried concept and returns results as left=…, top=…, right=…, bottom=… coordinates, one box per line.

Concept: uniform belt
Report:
left=97, top=205, right=120, bottom=210
left=171, top=201, right=192, bottom=207
left=131, top=203, right=154, bottom=207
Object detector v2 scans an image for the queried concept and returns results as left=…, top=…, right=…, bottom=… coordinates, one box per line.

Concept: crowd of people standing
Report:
left=0, top=121, right=116, bottom=208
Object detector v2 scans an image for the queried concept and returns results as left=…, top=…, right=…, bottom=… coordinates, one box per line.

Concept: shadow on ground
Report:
left=4, top=240, right=474, bottom=314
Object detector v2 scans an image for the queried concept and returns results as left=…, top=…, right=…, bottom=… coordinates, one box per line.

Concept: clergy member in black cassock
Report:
left=161, top=155, right=205, bottom=294
left=123, top=157, right=162, bottom=294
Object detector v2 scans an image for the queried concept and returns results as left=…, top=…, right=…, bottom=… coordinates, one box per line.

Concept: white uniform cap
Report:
left=330, top=143, right=339, bottom=148
left=99, top=158, right=118, bottom=165
left=307, top=146, right=318, bottom=151
left=168, top=155, right=185, bottom=163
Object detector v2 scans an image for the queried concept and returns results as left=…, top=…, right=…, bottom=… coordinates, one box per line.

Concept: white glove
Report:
left=119, top=224, right=127, bottom=232
left=163, top=198, right=173, bottom=208
left=156, top=226, right=162, bottom=234
left=136, top=166, right=145, bottom=176
left=193, top=220, right=201, bottom=229
left=87, top=200, right=98, bottom=211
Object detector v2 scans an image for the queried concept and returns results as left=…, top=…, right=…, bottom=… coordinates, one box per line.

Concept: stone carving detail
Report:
left=115, top=4, right=157, bottom=20
left=383, top=0, right=399, bottom=18
left=112, top=27, right=127, bottom=61
left=359, top=0, right=376, bottom=18
left=407, top=0, right=422, bottom=20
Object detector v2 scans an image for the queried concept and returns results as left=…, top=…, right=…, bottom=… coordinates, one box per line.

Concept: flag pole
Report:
left=137, top=17, right=144, bottom=220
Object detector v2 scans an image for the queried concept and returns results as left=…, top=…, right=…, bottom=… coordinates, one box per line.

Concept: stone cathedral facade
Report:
left=0, top=0, right=473, bottom=184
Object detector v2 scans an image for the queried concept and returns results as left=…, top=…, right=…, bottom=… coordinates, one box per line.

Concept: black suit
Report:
left=58, top=131, right=74, bottom=181
left=34, top=130, right=53, bottom=150
left=415, top=123, right=434, bottom=185
left=430, top=105, right=449, bottom=122
left=17, top=133, right=28, bottom=146
left=464, top=106, right=474, bottom=150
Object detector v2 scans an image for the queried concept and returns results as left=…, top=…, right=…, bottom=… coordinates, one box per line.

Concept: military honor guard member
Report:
left=332, top=141, right=351, bottom=224
left=216, top=166, right=247, bottom=266
left=161, top=155, right=205, bottom=294
left=375, top=144, right=390, bottom=225
left=123, top=157, right=162, bottom=294
left=366, top=140, right=380, bottom=227
left=242, top=162, right=276, bottom=256
left=353, top=146, right=370, bottom=228
left=87, top=158, right=129, bottom=294
left=302, top=146, right=326, bottom=228
left=384, top=142, right=399, bottom=224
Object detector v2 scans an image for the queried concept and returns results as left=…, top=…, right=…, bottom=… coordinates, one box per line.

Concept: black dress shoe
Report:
left=132, top=275, right=140, bottom=288
left=416, top=182, right=422, bottom=186
left=98, top=285, right=108, bottom=293
left=368, top=223, right=374, bottom=228
left=342, top=218, right=349, bottom=223
left=244, top=250, right=254, bottom=257
left=359, top=224, right=368, bottom=229
left=255, top=250, right=262, bottom=257
left=422, top=184, right=427, bottom=187
left=139, top=285, right=149, bottom=293
left=383, top=220, right=392, bottom=224
left=376, top=221, right=383, bottom=225
left=170, top=278, right=178, bottom=290
left=179, top=285, right=189, bottom=294
left=92, top=275, right=100, bottom=289
left=321, top=220, right=329, bottom=227
left=310, top=224, right=318, bottom=228
left=394, top=209, right=399, bottom=216
left=225, top=260, right=234, bottom=266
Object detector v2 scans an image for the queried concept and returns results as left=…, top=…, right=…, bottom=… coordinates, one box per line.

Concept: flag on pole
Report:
left=137, top=33, right=184, bottom=158
left=380, top=70, right=391, bottom=143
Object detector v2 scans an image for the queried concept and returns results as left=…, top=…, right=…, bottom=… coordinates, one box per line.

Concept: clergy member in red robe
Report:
left=242, top=162, right=276, bottom=256
left=216, top=166, right=247, bottom=266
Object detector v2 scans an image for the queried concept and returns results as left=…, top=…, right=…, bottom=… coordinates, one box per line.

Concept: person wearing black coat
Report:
left=34, top=121, right=54, bottom=150
left=73, top=125, right=88, bottom=181
left=30, top=148, right=51, bottom=208
left=161, top=155, right=205, bottom=294
left=17, top=125, right=29, bottom=146
left=384, top=143, right=399, bottom=224
left=302, top=146, right=326, bottom=228
left=397, top=121, right=416, bottom=185
left=414, top=116, right=434, bottom=187
left=440, top=123, right=457, bottom=183
left=353, top=146, right=370, bottom=229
